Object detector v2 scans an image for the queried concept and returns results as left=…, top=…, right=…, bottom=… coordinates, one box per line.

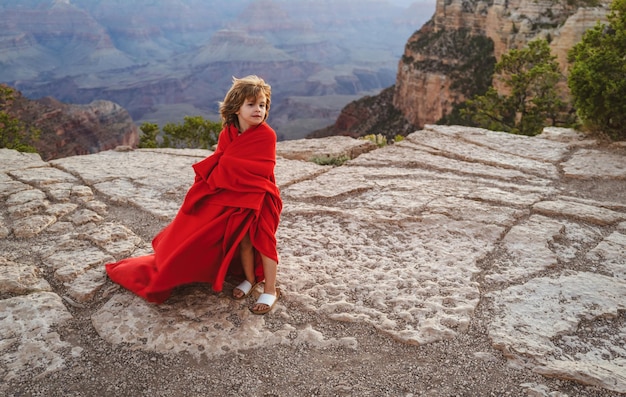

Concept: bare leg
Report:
left=233, top=232, right=256, bottom=299
left=251, top=253, right=278, bottom=312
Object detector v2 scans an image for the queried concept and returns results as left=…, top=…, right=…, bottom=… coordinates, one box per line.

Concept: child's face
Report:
left=236, top=93, right=267, bottom=131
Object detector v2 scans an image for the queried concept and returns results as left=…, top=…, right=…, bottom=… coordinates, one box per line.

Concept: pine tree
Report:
left=462, top=39, right=571, bottom=136
left=568, top=0, right=626, bottom=140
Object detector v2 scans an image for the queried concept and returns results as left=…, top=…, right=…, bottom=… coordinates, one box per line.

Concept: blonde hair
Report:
left=219, top=75, right=271, bottom=127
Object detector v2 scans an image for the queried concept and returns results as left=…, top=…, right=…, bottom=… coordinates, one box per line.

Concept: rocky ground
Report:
left=1, top=125, right=625, bottom=396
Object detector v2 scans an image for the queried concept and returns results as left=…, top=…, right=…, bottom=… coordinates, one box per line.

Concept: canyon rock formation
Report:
left=3, top=87, right=138, bottom=161
left=316, top=0, right=612, bottom=140
left=0, top=0, right=433, bottom=139
left=394, top=0, right=611, bottom=128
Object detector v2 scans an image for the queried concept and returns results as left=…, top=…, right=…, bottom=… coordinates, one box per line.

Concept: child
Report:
left=106, top=75, right=283, bottom=315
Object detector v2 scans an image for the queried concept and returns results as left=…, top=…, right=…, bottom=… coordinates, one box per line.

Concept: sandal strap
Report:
left=235, top=280, right=253, bottom=295
left=255, top=292, right=277, bottom=307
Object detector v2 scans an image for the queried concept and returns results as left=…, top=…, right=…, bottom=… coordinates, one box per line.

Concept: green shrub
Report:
left=139, top=116, right=222, bottom=149
left=568, top=0, right=626, bottom=140
left=138, top=122, right=159, bottom=148
left=311, top=155, right=350, bottom=166
left=0, top=85, right=40, bottom=153
left=461, top=39, right=572, bottom=136
left=361, top=133, right=388, bottom=147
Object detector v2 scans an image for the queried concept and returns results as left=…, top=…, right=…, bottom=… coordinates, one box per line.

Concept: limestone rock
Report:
left=276, top=135, right=377, bottom=162
left=1, top=126, right=624, bottom=394
left=12, top=214, right=57, bottom=238
left=488, top=273, right=626, bottom=393
left=0, top=257, right=52, bottom=295
left=0, top=292, right=73, bottom=381
left=533, top=200, right=626, bottom=226
left=562, top=149, right=626, bottom=179
left=0, top=149, right=47, bottom=173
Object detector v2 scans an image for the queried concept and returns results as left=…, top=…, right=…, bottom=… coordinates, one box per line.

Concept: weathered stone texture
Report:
left=488, top=273, right=626, bottom=392
left=0, top=257, right=52, bottom=295
left=1, top=125, right=625, bottom=393
left=0, top=292, right=73, bottom=381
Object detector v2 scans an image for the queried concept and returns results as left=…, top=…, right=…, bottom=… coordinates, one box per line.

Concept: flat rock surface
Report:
left=1, top=125, right=625, bottom=396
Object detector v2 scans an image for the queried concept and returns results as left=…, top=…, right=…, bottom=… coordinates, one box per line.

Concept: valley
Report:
left=0, top=0, right=435, bottom=140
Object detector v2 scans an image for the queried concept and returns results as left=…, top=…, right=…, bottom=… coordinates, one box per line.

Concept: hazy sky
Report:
left=388, top=0, right=436, bottom=6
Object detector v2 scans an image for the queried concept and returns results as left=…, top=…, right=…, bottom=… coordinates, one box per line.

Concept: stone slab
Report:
left=1, top=125, right=625, bottom=393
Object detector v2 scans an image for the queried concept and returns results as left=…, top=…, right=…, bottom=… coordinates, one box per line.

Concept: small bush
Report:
left=139, top=116, right=221, bottom=149
left=311, top=155, right=350, bottom=166
left=361, top=133, right=388, bottom=147
left=568, top=0, right=626, bottom=140
left=0, top=85, right=40, bottom=153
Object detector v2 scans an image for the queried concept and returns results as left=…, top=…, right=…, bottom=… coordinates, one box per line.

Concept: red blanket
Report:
left=105, top=122, right=282, bottom=303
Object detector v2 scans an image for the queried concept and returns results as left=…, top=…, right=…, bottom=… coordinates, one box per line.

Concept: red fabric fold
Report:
left=105, top=122, right=282, bottom=303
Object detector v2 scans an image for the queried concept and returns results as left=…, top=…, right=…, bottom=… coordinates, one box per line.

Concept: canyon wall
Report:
left=4, top=87, right=138, bottom=161
left=394, top=0, right=611, bottom=128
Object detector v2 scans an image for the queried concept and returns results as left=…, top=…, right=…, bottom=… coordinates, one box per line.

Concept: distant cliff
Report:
left=0, top=0, right=434, bottom=140
left=312, top=0, right=611, bottom=139
left=4, top=87, right=138, bottom=161
left=307, top=86, right=415, bottom=139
